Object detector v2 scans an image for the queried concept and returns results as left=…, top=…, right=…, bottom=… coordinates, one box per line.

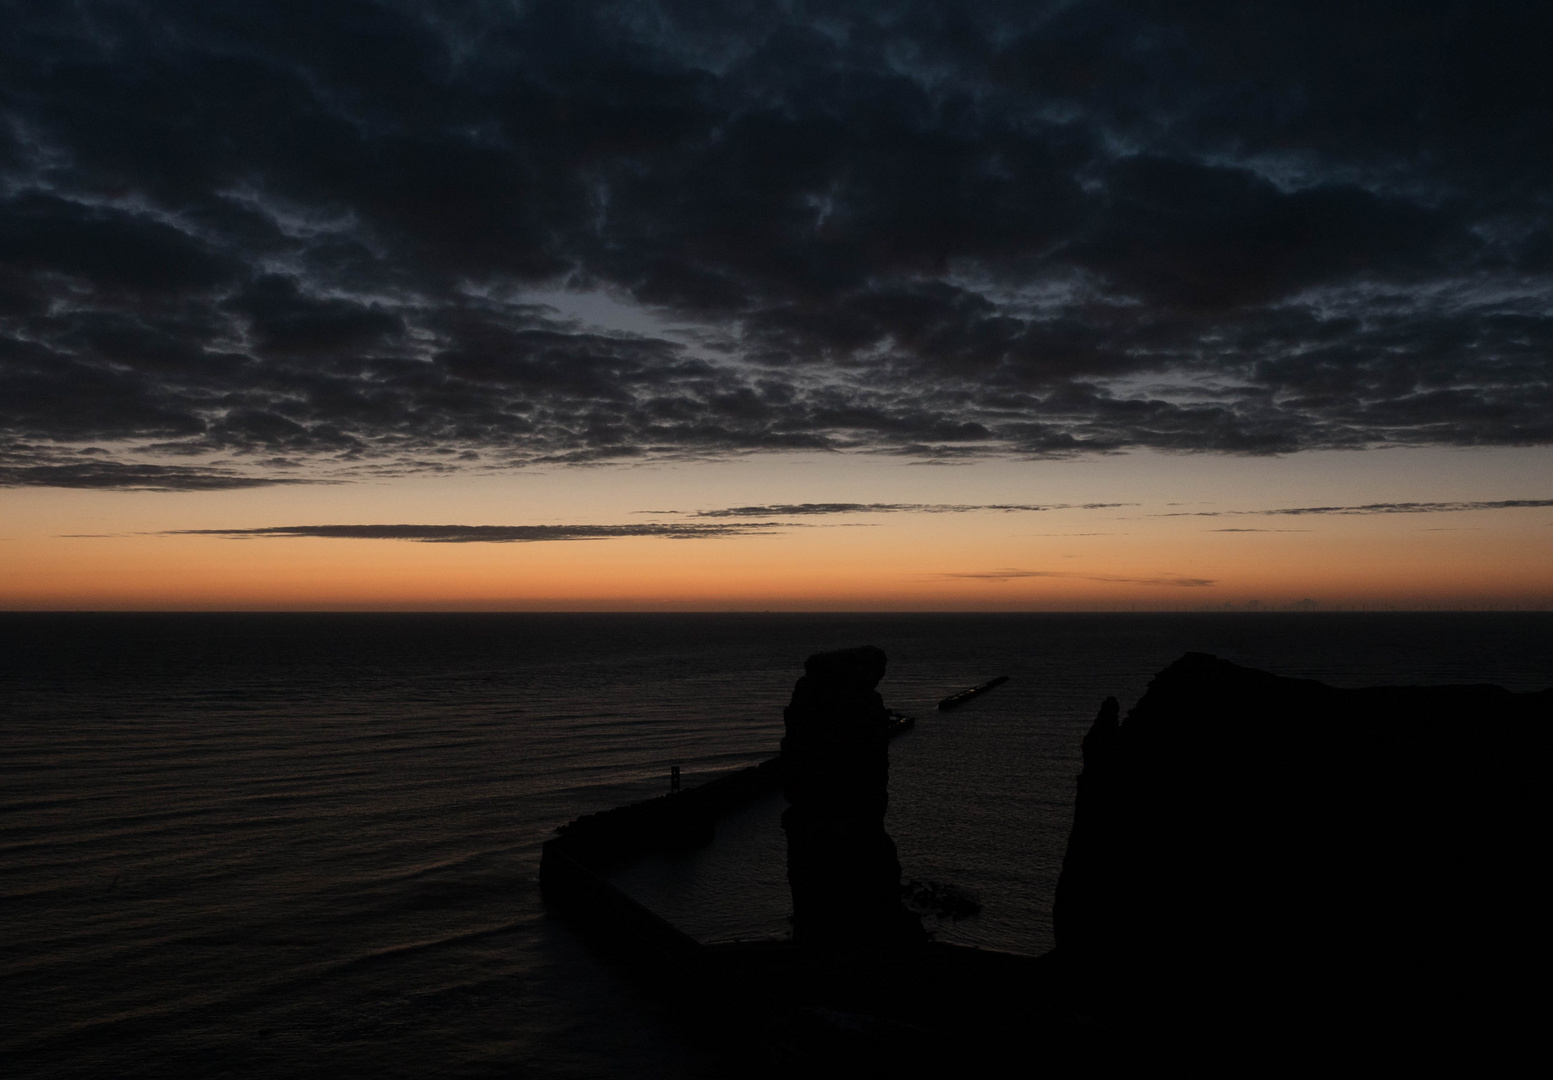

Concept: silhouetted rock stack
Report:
left=1054, top=652, right=1547, bottom=1066
left=781, top=646, right=924, bottom=947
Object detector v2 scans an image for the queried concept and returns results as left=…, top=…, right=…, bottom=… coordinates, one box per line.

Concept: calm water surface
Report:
left=4, top=612, right=1549, bottom=1078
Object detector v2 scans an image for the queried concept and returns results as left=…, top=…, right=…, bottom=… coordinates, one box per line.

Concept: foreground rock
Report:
left=781, top=646, right=924, bottom=946
left=1054, top=652, right=1548, bottom=1066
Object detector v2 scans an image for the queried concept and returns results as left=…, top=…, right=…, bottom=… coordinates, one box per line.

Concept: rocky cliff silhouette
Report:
left=1053, top=652, right=1547, bottom=1066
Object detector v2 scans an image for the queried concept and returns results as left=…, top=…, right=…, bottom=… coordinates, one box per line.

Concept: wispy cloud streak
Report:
left=691, top=502, right=1131, bottom=517
left=164, top=523, right=786, bottom=543
left=1166, top=499, right=1553, bottom=518
left=0, top=462, right=316, bottom=491
left=937, top=569, right=1216, bottom=587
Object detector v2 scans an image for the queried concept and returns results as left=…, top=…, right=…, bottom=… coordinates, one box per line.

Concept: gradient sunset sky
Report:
left=3, top=2, right=1550, bottom=610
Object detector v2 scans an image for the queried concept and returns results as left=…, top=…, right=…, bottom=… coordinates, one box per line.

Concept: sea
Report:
left=4, top=611, right=1550, bottom=1078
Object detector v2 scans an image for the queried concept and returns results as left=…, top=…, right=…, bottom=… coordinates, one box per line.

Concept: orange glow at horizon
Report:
left=4, top=449, right=1551, bottom=611
left=4, top=515, right=1550, bottom=611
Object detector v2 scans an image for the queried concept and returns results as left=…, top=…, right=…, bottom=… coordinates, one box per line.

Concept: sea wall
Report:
left=548, top=756, right=781, bottom=868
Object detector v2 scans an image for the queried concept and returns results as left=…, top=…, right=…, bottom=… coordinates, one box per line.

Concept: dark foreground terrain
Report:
left=546, top=649, right=1549, bottom=1072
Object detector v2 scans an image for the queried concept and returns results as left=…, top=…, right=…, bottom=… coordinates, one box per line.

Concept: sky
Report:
left=2, top=1, right=1550, bottom=610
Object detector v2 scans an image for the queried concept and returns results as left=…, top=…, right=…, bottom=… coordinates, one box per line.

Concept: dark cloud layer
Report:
left=167, top=523, right=783, bottom=543
left=4, top=2, right=1551, bottom=483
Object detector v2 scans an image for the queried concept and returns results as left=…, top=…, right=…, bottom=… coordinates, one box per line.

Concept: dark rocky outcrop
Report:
left=1054, top=653, right=1548, bottom=1066
left=781, top=646, right=924, bottom=946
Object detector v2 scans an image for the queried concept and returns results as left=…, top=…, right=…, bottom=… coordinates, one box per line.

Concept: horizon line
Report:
left=3, top=607, right=1549, bottom=615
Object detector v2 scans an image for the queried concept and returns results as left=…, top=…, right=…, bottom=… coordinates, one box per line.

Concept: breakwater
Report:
left=538, top=715, right=914, bottom=980
left=539, top=755, right=808, bottom=1064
